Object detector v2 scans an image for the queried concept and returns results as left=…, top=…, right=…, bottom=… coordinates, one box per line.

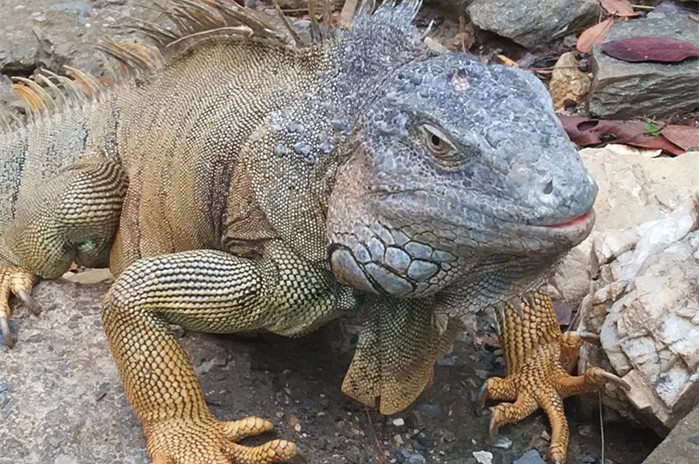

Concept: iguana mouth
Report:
left=541, top=208, right=594, bottom=229
left=370, top=187, right=594, bottom=233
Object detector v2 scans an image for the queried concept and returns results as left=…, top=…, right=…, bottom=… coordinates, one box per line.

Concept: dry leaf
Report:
left=662, top=125, right=699, bottom=151
left=599, top=0, right=639, bottom=18
left=62, top=268, right=114, bottom=285
left=497, top=55, right=518, bottom=67
left=559, top=115, right=685, bottom=155
left=576, top=18, right=615, bottom=53
left=601, top=37, right=699, bottom=62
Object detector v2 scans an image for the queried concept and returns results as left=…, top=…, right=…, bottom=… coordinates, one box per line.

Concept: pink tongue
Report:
left=546, top=209, right=593, bottom=228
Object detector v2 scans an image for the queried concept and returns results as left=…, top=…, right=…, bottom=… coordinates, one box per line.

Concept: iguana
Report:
left=0, top=1, right=628, bottom=463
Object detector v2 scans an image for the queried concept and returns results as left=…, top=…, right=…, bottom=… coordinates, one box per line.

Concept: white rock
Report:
left=559, top=148, right=699, bottom=432
left=473, top=450, right=493, bottom=464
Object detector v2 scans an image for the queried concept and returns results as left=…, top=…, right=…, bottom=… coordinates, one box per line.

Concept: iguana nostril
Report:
left=543, top=180, right=553, bottom=195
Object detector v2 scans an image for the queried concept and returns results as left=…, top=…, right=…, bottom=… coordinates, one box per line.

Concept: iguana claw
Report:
left=479, top=292, right=629, bottom=463
left=0, top=316, right=12, bottom=348
left=145, top=415, right=297, bottom=464
left=0, top=268, right=38, bottom=348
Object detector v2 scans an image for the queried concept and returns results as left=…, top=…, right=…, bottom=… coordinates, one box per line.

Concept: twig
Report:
left=364, top=406, right=389, bottom=464
left=598, top=390, right=606, bottom=463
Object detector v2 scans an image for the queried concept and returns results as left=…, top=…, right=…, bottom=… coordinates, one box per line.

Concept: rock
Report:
left=549, top=52, right=592, bottom=111
left=514, top=449, right=547, bottom=464
left=588, top=14, right=699, bottom=119
left=581, top=204, right=698, bottom=432
left=466, top=0, right=598, bottom=49
left=392, top=417, right=405, bottom=426
left=557, top=148, right=699, bottom=432
left=407, top=453, right=427, bottom=464
left=642, top=404, right=699, bottom=464
left=493, top=435, right=513, bottom=449
left=589, top=208, right=699, bottom=433
left=0, top=0, right=145, bottom=77
left=473, top=450, right=493, bottom=464
left=556, top=148, right=699, bottom=303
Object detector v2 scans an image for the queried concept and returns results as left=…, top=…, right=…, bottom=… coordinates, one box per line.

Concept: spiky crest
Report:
left=1, top=0, right=425, bottom=133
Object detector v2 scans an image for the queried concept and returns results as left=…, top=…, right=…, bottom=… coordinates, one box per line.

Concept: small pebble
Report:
left=514, top=449, right=546, bottom=464
left=392, top=417, right=405, bottom=427
left=578, top=424, right=595, bottom=438
left=493, top=435, right=513, bottom=449
left=473, top=450, right=493, bottom=464
left=407, top=454, right=426, bottom=464
left=48, top=436, right=62, bottom=449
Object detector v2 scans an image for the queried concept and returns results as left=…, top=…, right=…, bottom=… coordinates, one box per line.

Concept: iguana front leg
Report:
left=477, top=292, right=629, bottom=463
left=102, top=243, right=351, bottom=464
left=0, top=157, right=126, bottom=347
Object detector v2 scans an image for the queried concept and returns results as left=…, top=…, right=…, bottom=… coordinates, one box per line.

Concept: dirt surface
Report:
left=0, top=1, right=663, bottom=463
left=1, top=278, right=659, bottom=464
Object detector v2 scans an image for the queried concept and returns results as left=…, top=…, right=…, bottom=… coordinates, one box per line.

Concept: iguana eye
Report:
left=422, top=125, right=456, bottom=159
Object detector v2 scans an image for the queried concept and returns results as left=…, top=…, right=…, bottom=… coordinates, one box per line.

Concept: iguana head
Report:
left=327, top=53, right=596, bottom=298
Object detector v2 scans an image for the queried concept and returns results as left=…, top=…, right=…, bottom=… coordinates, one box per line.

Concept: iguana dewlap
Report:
left=0, top=1, right=626, bottom=463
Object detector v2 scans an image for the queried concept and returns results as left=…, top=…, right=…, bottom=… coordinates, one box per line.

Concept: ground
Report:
left=1, top=279, right=659, bottom=464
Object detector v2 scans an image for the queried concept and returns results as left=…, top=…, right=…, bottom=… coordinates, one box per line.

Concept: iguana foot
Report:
left=476, top=293, right=629, bottom=463
left=146, top=415, right=297, bottom=464
left=0, top=267, right=38, bottom=348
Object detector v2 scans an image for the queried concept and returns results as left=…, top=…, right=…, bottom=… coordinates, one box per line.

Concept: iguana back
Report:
left=112, top=34, right=335, bottom=273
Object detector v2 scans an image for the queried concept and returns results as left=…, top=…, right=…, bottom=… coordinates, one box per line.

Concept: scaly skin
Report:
left=477, top=292, right=630, bottom=463
left=0, top=1, right=608, bottom=463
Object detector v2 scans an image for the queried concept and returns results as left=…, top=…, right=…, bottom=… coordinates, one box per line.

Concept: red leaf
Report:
left=576, top=18, right=615, bottom=53
left=600, top=0, right=639, bottom=18
left=626, top=133, right=684, bottom=155
left=601, top=37, right=699, bottom=63
left=558, top=115, right=685, bottom=155
left=661, top=125, right=699, bottom=151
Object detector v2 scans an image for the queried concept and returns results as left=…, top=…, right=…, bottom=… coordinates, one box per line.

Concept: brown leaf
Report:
left=576, top=18, right=615, bottom=53
left=599, top=0, right=639, bottom=18
left=661, top=125, right=699, bottom=151
left=601, top=37, right=699, bottom=62
left=626, top=133, right=684, bottom=155
left=558, top=115, right=685, bottom=155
